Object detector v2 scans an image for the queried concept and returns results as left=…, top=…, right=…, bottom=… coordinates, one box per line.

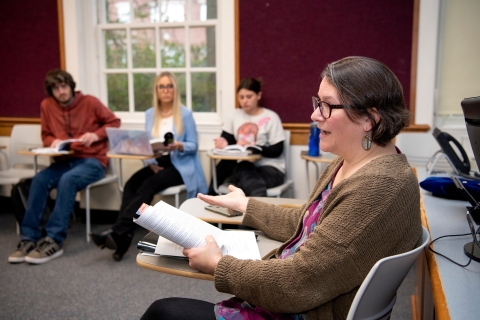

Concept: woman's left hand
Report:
left=165, top=141, right=184, bottom=152
left=183, top=235, right=223, bottom=275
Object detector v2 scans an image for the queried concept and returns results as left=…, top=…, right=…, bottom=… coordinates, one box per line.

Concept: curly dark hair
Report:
left=44, top=69, right=76, bottom=97
left=321, top=56, right=410, bottom=146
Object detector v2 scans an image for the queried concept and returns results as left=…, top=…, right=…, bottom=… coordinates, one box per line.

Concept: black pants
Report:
left=112, top=157, right=183, bottom=236
left=208, top=160, right=284, bottom=197
left=141, top=297, right=215, bottom=320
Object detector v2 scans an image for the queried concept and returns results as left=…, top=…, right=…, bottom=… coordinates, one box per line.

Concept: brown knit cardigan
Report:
left=214, top=154, right=422, bottom=319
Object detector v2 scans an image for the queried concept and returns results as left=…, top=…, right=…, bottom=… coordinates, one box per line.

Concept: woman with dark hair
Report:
left=208, top=77, right=286, bottom=197
left=141, top=56, right=422, bottom=320
left=91, top=72, right=207, bottom=261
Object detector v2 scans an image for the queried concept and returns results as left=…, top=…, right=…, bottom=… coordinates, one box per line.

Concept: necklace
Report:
left=160, top=109, right=172, bottom=117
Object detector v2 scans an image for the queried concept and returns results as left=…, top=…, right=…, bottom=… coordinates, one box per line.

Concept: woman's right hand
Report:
left=213, top=137, right=228, bottom=149
left=197, top=185, right=249, bottom=213
left=149, top=164, right=164, bottom=174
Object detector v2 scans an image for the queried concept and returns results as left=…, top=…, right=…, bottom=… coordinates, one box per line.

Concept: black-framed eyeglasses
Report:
left=467, top=212, right=480, bottom=247
left=312, top=96, right=345, bottom=119
left=157, top=84, right=174, bottom=90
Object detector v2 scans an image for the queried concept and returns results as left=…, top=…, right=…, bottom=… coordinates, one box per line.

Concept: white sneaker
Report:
left=25, top=237, right=63, bottom=265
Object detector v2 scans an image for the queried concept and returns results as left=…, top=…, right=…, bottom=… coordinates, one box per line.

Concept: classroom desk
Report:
left=300, top=151, right=336, bottom=194
left=136, top=196, right=306, bottom=279
left=206, top=151, right=261, bottom=194
left=178, top=197, right=306, bottom=226
left=415, top=170, right=480, bottom=320
left=106, top=152, right=155, bottom=192
left=136, top=232, right=283, bottom=281
left=16, top=149, right=73, bottom=172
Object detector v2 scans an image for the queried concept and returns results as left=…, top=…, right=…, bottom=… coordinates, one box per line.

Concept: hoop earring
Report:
left=362, top=132, right=372, bottom=151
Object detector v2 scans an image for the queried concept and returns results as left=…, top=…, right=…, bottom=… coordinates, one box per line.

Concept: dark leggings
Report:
left=112, top=160, right=183, bottom=236
left=208, top=160, right=284, bottom=197
left=141, top=297, right=216, bottom=320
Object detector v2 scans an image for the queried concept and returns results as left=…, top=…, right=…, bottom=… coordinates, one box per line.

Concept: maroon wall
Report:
left=0, top=1, right=413, bottom=123
left=239, top=0, right=414, bottom=123
left=0, top=0, right=61, bottom=117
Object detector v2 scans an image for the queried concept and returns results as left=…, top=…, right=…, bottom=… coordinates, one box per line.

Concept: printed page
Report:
left=212, top=145, right=249, bottom=156
left=134, top=201, right=223, bottom=249
left=154, top=236, right=186, bottom=258
left=30, top=147, right=69, bottom=154
left=150, top=139, right=168, bottom=152
left=220, top=231, right=261, bottom=260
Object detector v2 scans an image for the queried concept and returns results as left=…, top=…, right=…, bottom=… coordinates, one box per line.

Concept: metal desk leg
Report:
left=211, top=158, right=220, bottom=195
left=34, top=155, right=39, bottom=173
left=305, top=160, right=311, bottom=195
left=118, top=158, right=124, bottom=192
left=314, top=162, right=319, bottom=183
left=305, top=160, right=320, bottom=195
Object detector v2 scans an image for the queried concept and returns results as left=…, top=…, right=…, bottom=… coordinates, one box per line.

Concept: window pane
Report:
left=190, top=27, right=215, bottom=67
left=134, top=73, right=156, bottom=112
left=106, top=0, right=130, bottom=23
left=107, top=74, right=129, bottom=111
left=191, top=72, right=216, bottom=112
left=160, top=28, right=186, bottom=68
left=191, top=0, right=217, bottom=21
left=105, top=30, right=127, bottom=69
left=133, top=0, right=159, bottom=23
left=172, top=72, right=186, bottom=106
left=161, top=0, right=186, bottom=22
left=132, top=29, right=156, bottom=68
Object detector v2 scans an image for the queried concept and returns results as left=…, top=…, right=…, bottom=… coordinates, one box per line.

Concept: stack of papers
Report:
left=134, top=201, right=261, bottom=260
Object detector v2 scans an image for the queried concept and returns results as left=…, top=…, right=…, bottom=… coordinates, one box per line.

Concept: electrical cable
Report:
left=428, top=232, right=475, bottom=267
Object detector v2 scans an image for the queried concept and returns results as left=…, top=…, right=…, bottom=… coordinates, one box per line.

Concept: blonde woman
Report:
left=91, top=72, right=207, bottom=261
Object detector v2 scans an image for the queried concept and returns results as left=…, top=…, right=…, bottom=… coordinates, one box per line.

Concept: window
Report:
left=97, top=0, right=221, bottom=119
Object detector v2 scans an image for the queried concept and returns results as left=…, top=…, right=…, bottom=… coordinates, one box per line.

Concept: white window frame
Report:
left=62, top=0, right=234, bottom=135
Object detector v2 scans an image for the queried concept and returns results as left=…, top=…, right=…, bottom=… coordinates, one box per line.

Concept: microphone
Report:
left=163, top=132, right=174, bottom=146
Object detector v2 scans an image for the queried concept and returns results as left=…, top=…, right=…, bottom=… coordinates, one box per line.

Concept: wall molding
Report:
left=0, top=117, right=41, bottom=137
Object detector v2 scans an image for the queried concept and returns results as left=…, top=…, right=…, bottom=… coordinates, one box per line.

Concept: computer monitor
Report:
left=460, top=96, right=480, bottom=261
left=461, top=96, right=480, bottom=170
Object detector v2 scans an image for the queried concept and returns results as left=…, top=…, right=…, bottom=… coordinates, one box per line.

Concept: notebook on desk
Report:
left=106, top=128, right=160, bottom=156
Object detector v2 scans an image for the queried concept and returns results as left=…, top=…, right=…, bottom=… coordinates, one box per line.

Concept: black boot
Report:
left=111, top=232, right=133, bottom=261
left=90, top=229, right=113, bottom=249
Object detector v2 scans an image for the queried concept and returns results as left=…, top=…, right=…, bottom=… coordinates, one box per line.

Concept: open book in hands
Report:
left=212, top=144, right=262, bottom=156
left=149, top=132, right=174, bottom=153
left=133, top=201, right=261, bottom=260
left=30, top=138, right=82, bottom=154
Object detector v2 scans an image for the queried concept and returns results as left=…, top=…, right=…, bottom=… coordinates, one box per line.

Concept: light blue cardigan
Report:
left=145, top=106, right=207, bottom=199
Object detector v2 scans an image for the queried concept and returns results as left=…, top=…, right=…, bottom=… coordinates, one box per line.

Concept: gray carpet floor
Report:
left=0, top=207, right=414, bottom=319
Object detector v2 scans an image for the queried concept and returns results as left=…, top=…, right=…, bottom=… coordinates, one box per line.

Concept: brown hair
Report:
left=321, top=56, right=410, bottom=146
left=44, top=69, right=76, bottom=97
left=236, top=78, right=263, bottom=94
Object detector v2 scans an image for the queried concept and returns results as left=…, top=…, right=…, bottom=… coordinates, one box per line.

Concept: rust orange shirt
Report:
left=40, top=91, right=121, bottom=168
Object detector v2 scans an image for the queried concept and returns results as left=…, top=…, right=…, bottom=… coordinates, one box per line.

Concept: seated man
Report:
left=8, top=69, right=120, bottom=265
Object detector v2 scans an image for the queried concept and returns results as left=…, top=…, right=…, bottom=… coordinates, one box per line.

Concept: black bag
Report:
left=11, top=178, right=54, bottom=227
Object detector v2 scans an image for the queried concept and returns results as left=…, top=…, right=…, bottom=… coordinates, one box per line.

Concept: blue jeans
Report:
left=21, top=158, right=105, bottom=245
